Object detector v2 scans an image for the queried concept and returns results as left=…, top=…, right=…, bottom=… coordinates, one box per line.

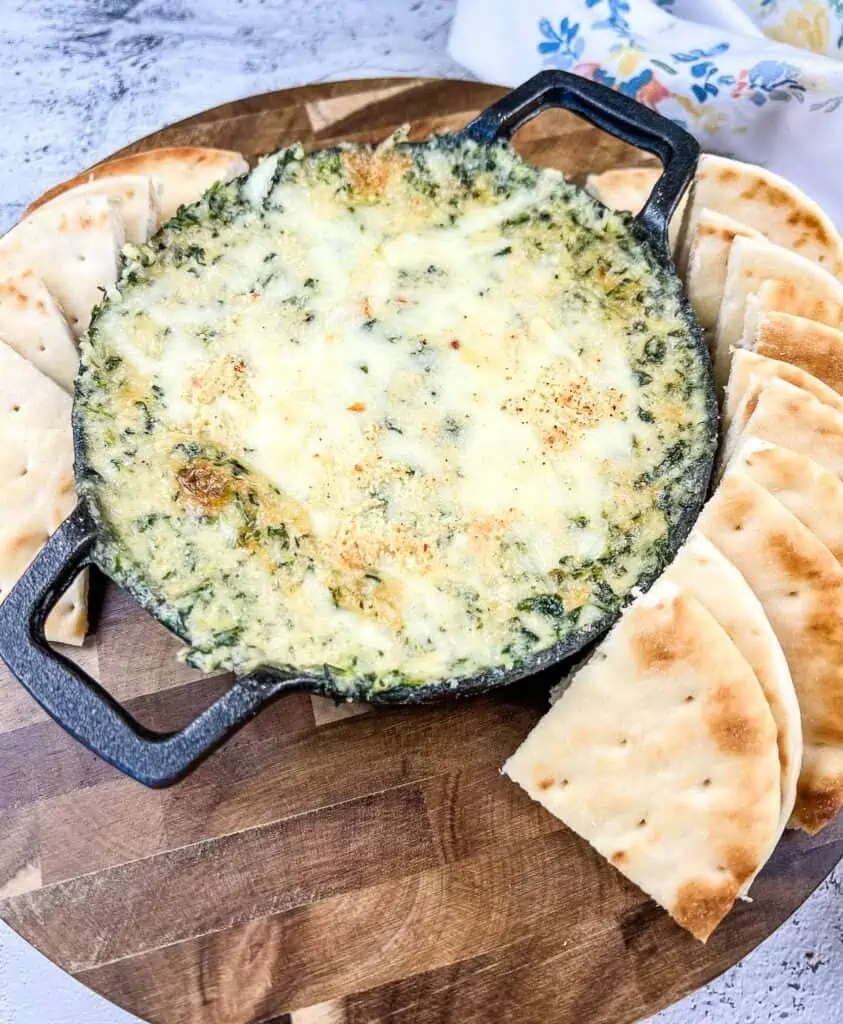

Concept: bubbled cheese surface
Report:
left=75, top=137, right=713, bottom=690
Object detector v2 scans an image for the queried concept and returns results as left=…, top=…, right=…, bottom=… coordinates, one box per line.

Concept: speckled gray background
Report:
left=0, top=2, right=840, bottom=1022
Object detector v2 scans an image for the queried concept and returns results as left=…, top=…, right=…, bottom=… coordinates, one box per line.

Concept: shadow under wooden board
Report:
left=0, top=76, right=841, bottom=1024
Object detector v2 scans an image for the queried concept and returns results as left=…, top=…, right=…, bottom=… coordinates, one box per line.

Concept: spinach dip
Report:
left=75, top=135, right=714, bottom=692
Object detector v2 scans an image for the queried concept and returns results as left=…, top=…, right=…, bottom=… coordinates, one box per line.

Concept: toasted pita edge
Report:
left=664, top=529, right=801, bottom=871
left=0, top=194, right=124, bottom=337
left=699, top=466, right=843, bottom=834
left=740, top=279, right=843, bottom=347
left=0, top=425, right=87, bottom=645
left=682, top=154, right=843, bottom=279
left=723, top=349, right=843, bottom=438
left=685, top=208, right=763, bottom=334
left=504, top=577, right=781, bottom=941
left=0, top=272, right=78, bottom=391
left=24, top=146, right=249, bottom=218
left=0, top=336, right=71, bottom=427
left=25, top=174, right=161, bottom=244
left=734, top=436, right=843, bottom=565
left=714, top=235, right=843, bottom=391
left=749, top=310, right=843, bottom=397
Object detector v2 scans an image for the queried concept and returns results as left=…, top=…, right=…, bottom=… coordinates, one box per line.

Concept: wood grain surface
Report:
left=0, top=77, right=840, bottom=1024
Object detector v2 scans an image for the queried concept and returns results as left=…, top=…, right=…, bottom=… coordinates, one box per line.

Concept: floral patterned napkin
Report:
left=449, top=0, right=843, bottom=224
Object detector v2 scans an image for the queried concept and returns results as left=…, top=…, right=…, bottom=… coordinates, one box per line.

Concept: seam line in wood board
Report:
left=69, top=833, right=843, bottom=1005
left=67, top=829, right=580, bottom=978
left=75, top=849, right=635, bottom=1019
left=3, top=774, right=442, bottom=901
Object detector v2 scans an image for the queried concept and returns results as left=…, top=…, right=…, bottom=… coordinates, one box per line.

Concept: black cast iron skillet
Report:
left=0, top=70, right=710, bottom=787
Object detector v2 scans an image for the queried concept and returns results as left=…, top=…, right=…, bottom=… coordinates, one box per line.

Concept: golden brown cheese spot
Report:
left=330, top=568, right=403, bottom=631
left=673, top=877, right=739, bottom=941
left=704, top=682, right=766, bottom=757
left=176, top=462, right=232, bottom=511
left=536, top=776, right=554, bottom=791
left=344, top=149, right=412, bottom=198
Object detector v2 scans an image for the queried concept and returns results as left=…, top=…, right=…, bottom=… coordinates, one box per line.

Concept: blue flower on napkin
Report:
left=538, top=17, right=585, bottom=68
left=733, top=59, right=807, bottom=104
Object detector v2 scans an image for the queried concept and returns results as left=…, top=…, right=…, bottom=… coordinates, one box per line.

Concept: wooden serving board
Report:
left=0, top=77, right=841, bottom=1024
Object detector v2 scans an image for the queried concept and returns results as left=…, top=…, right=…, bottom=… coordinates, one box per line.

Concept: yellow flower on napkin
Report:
left=765, top=0, right=830, bottom=57
left=615, top=46, right=643, bottom=77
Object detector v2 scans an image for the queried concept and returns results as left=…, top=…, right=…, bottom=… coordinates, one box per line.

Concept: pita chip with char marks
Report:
left=679, top=154, right=843, bottom=279
left=663, top=530, right=801, bottom=862
left=25, top=146, right=249, bottom=224
left=699, top=466, right=843, bottom=835
left=685, top=209, right=763, bottom=336
left=748, top=310, right=843, bottom=396
left=713, top=236, right=843, bottom=391
left=733, top=438, right=843, bottom=566
left=722, top=349, right=843, bottom=437
left=740, top=279, right=843, bottom=348
left=0, top=423, right=87, bottom=646
left=24, top=175, right=160, bottom=244
left=0, top=193, right=123, bottom=337
left=0, top=270, right=78, bottom=391
left=504, top=577, right=780, bottom=941
left=723, top=375, right=843, bottom=478
left=0, top=337, right=71, bottom=428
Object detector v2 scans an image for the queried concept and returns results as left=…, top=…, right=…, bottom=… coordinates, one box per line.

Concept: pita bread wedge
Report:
left=25, top=175, right=160, bottom=244
left=741, top=279, right=843, bottom=346
left=723, top=349, right=843, bottom=435
left=0, top=426, right=87, bottom=645
left=504, top=578, right=781, bottom=941
left=0, top=272, right=78, bottom=391
left=685, top=209, right=763, bottom=334
left=699, top=467, right=843, bottom=834
left=0, top=338, right=71, bottom=427
left=663, top=531, right=801, bottom=853
left=585, top=166, right=688, bottom=254
left=735, top=438, right=843, bottom=563
left=26, top=147, right=249, bottom=224
left=0, top=195, right=123, bottom=336
left=680, top=154, right=843, bottom=278
left=749, top=311, right=843, bottom=395
left=713, top=236, right=843, bottom=389
left=726, top=376, right=843, bottom=480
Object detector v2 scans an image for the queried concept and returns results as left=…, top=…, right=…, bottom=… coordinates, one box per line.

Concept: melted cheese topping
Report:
left=76, top=137, right=712, bottom=690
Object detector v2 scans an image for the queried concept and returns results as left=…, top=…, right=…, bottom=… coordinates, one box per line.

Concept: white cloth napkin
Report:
left=449, top=0, right=843, bottom=226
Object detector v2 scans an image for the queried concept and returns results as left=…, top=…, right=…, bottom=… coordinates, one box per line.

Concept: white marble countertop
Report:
left=0, top=2, right=840, bottom=1022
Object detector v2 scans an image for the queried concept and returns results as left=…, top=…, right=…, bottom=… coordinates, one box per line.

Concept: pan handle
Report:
left=462, top=69, right=699, bottom=256
left=0, top=503, right=313, bottom=787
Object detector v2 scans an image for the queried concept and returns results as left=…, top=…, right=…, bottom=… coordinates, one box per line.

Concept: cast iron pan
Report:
left=0, top=70, right=710, bottom=787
